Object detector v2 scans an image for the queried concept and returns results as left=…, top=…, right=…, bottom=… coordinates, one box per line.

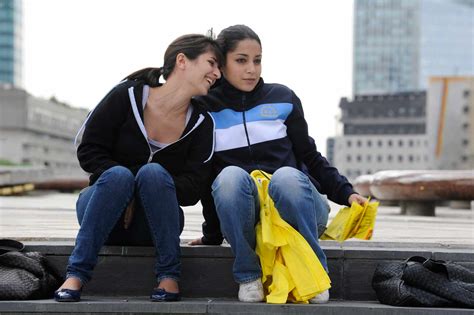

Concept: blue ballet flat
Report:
left=150, top=288, right=181, bottom=302
left=54, top=288, right=81, bottom=302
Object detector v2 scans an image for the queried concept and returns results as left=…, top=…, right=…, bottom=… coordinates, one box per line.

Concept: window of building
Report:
left=398, top=155, right=403, bottom=162
left=357, top=155, right=362, bottom=162
left=377, top=140, right=383, bottom=147
left=387, top=155, right=393, bottom=162
left=367, top=155, right=372, bottom=162
left=462, top=123, right=469, bottom=130
left=464, top=90, right=470, bottom=98
left=347, top=155, right=352, bottom=162
left=347, top=140, right=352, bottom=147
left=377, top=155, right=382, bottom=162
left=462, top=139, right=469, bottom=146
left=463, top=105, right=469, bottom=114
left=388, top=140, right=393, bottom=147
left=461, top=156, right=468, bottom=162
left=357, top=140, right=362, bottom=147
left=398, top=140, right=403, bottom=147
left=408, top=140, right=414, bottom=147
left=367, top=140, right=372, bottom=147
left=408, top=155, right=414, bottom=162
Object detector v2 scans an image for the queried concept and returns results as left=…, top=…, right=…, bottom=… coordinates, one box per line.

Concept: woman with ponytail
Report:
left=54, top=34, right=222, bottom=303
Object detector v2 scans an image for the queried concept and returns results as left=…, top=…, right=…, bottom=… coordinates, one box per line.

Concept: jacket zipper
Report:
left=241, top=94, right=254, bottom=161
left=241, top=93, right=268, bottom=179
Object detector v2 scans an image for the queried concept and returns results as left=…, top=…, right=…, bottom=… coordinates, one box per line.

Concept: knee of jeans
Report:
left=101, top=166, right=134, bottom=187
left=269, top=167, right=304, bottom=195
left=136, top=163, right=173, bottom=185
left=212, top=166, right=255, bottom=205
left=212, top=166, right=249, bottom=191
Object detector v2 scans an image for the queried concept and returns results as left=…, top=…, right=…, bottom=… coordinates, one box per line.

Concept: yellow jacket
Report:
left=251, top=170, right=331, bottom=304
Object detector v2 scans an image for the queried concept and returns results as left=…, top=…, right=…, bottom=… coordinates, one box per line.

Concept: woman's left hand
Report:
left=348, top=193, right=368, bottom=206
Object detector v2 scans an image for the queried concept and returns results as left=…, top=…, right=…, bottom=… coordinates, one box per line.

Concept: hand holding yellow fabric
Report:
left=321, top=199, right=379, bottom=242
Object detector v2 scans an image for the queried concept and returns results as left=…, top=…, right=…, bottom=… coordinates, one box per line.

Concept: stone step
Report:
left=23, top=241, right=474, bottom=301
left=0, top=297, right=472, bottom=315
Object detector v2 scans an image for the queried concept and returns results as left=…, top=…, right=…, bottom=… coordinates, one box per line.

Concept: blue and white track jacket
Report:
left=197, top=78, right=355, bottom=244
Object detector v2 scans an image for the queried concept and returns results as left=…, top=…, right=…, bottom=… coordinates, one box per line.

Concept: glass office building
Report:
left=353, top=0, right=474, bottom=95
left=0, top=0, right=22, bottom=87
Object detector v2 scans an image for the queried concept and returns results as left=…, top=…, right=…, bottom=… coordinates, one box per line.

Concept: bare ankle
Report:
left=60, top=277, right=82, bottom=290
left=157, top=278, right=179, bottom=293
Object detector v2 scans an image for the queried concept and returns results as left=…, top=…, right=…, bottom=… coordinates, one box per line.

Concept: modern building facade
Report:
left=353, top=0, right=474, bottom=95
left=426, top=76, right=473, bottom=170
left=0, top=0, right=22, bottom=87
left=328, top=92, right=429, bottom=179
left=0, top=85, right=88, bottom=176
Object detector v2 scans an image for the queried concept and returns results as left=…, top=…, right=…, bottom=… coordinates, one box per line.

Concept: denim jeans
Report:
left=66, top=164, right=184, bottom=285
left=212, top=166, right=330, bottom=284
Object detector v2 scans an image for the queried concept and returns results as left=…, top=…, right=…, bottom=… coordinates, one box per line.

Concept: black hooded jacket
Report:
left=77, top=79, right=214, bottom=206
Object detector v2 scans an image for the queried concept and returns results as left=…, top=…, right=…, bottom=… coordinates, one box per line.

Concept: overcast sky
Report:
left=23, top=0, right=354, bottom=155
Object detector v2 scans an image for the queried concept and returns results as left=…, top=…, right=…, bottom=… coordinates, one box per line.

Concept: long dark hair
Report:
left=124, top=34, right=223, bottom=86
left=216, top=25, right=261, bottom=64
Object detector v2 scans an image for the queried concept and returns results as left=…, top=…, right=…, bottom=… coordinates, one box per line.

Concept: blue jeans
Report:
left=66, top=164, right=184, bottom=284
left=212, top=166, right=330, bottom=284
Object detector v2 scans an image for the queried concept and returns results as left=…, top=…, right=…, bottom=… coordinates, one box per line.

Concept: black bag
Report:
left=372, top=256, right=474, bottom=308
left=0, top=239, right=62, bottom=300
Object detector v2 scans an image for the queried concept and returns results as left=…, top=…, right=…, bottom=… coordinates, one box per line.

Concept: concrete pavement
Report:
left=0, top=191, right=473, bottom=246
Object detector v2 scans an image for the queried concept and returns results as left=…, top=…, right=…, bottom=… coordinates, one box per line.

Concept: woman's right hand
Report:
left=188, top=238, right=203, bottom=245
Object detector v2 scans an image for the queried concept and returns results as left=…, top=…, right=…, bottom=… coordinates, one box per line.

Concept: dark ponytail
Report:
left=123, top=67, right=163, bottom=87
left=124, top=34, right=223, bottom=87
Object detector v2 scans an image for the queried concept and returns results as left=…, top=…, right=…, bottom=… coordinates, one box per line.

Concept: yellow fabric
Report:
left=321, top=199, right=379, bottom=242
left=251, top=170, right=331, bottom=304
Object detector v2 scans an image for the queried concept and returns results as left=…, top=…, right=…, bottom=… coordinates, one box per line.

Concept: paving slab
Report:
left=1, top=191, right=473, bottom=246
left=0, top=298, right=472, bottom=315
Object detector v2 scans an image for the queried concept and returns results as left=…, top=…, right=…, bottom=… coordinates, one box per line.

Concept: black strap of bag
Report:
left=0, top=239, right=62, bottom=300
left=372, top=255, right=474, bottom=308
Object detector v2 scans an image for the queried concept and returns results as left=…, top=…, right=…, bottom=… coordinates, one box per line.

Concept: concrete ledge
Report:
left=20, top=241, right=474, bottom=302
left=0, top=298, right=472, bottom=315
left=354, top=170, right=474, bottom=216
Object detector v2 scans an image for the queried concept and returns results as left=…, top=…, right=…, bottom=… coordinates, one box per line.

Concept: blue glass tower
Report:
left=353, top=0, right=474, bottom=95
left=0, top=0, right=22, bottom=87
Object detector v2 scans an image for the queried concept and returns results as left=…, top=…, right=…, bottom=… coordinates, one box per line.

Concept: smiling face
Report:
left=222, top=39, right=262, bottom=92
left=186, top=51, right=221, bottom=95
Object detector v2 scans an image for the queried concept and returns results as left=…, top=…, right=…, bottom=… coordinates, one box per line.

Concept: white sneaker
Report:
left=238, top=279, right=264, bottom=302
left=309, top=289, right=329, bottom=304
